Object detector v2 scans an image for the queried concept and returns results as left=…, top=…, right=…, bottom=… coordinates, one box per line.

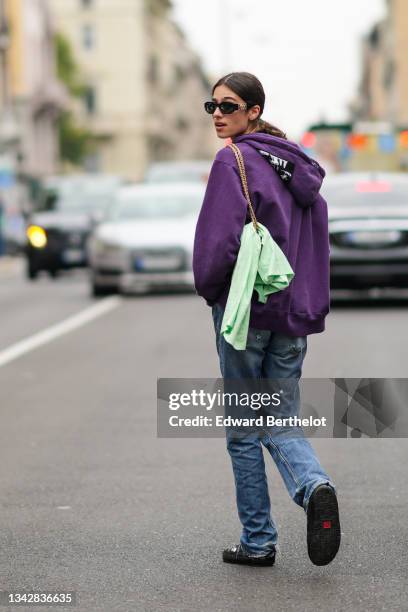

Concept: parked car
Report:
left=144, top=160, right=212, bottom=184
left=25, top=175, right=122, bottom=279
left=87, top=182, right=205, bottom=296
left=321, top=173, right=408, bottom=290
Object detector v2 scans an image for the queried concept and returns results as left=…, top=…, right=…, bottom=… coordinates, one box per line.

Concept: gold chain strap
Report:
left=228, top=143, right=259, bottom=232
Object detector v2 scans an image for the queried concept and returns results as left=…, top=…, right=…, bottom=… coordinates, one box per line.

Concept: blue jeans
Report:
left=212, top=303, right=335, bottom=556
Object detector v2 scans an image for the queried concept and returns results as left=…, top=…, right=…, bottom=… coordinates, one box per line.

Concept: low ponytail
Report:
left=256, top=118, right=288, bottom=140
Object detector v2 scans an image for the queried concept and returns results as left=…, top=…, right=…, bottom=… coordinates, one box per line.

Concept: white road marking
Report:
left=0, top=296, right=122, bottom=368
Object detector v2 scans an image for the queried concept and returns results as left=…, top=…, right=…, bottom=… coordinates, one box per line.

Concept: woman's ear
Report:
left=249, top=105, right=261, bottom=121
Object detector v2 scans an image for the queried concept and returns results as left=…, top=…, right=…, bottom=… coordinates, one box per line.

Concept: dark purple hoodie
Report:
left=193, top=132, right=330, bottom=336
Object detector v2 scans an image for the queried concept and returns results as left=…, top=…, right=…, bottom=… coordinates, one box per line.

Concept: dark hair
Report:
left=212, top=71, right=287, bottom=140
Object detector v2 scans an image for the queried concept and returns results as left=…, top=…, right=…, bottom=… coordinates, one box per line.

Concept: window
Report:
left=174, top=65, right=185, bottom=83
left=148, top=55, right=159, bottom=84
left=83, top=86, right=97, bottom=115
left=383, top=60, right=395, bottom=90
left=175, top=117, right=189, bottom=131
left=83, top=152, right=101, bottom=173
left=82, top=24, right=95, bottom=50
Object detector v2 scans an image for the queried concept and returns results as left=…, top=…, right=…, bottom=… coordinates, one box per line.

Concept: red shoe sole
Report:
left=307, top=485, right=341, bottom=566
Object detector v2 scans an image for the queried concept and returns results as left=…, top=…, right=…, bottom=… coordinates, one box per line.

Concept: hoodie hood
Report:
left=232, top=132, right=326, bottom=208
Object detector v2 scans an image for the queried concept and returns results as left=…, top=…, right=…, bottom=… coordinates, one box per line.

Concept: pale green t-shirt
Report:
left=221, top=221, right=295, bottom=350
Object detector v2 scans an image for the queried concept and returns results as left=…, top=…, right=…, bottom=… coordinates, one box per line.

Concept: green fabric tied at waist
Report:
left=221, top=221, right=295, bottom=350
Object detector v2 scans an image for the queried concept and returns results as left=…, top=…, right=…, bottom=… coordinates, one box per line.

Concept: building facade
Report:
left=50, top=0, right=217, bottom=180
left=351, top=0, right=408, bottom=128
left=1, top=0, right=66, bottom=177
left=145, top=2, right=217, bottom=163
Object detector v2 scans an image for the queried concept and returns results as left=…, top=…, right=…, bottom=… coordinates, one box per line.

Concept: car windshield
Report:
left=145, top=163, right=211, bottom=183
left=110, top=190, right=203, bottom=220
left=42, top=180, right=120, bottom=214
left=322, top=179, right=408, bottom=207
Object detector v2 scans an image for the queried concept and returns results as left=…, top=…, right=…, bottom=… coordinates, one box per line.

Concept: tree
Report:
left=55, top=32, right=94, bottom=166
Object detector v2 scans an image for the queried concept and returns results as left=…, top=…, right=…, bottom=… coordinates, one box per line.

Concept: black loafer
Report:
left=307, top=484, right=341, bottom=566
left=222, top=543, right=276, bottom=566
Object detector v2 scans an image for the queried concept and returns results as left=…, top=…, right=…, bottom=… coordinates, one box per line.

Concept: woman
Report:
left=193, top=72, right=341, bottom=567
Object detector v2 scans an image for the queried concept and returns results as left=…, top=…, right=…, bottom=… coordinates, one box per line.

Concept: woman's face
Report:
left=211, top=84, right=261, bottom=139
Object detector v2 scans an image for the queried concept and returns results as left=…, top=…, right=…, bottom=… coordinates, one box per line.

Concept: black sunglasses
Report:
left=204, top=100, right=253, bottom=115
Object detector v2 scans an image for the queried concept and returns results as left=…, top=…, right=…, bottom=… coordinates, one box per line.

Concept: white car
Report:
left=144, top=160, right=211, bottom=184
left=87, top=182, right=206, bottom=296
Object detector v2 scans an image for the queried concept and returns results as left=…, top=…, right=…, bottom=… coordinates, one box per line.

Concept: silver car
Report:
left=321, top=173, right=408, bottom=290
left=87, top=182, right=206, bottom=296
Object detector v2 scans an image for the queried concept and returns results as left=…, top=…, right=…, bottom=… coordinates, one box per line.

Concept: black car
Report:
left=25, top=175, right=122, bottom=279
left=321, top=173, right=408, bottom=290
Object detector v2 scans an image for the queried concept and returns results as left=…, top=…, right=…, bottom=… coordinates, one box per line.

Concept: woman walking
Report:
left=193, top=72, right=340, bottom=567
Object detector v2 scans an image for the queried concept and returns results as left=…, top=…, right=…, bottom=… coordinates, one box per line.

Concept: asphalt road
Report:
left=0, top=260, right=407, bottom=612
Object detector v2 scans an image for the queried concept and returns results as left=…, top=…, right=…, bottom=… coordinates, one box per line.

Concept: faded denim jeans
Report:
left=212, top=302, right=335, bottom=556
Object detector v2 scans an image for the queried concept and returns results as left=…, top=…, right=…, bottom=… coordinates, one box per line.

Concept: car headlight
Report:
left=27, top=225, right=47, bottom=248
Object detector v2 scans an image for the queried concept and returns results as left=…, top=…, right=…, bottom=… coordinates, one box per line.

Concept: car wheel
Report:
left=49, top=268, right=60, bottom=279
left=27, top=260, right=38, bottom=280
left=91, top=282, right=117, bottom=298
